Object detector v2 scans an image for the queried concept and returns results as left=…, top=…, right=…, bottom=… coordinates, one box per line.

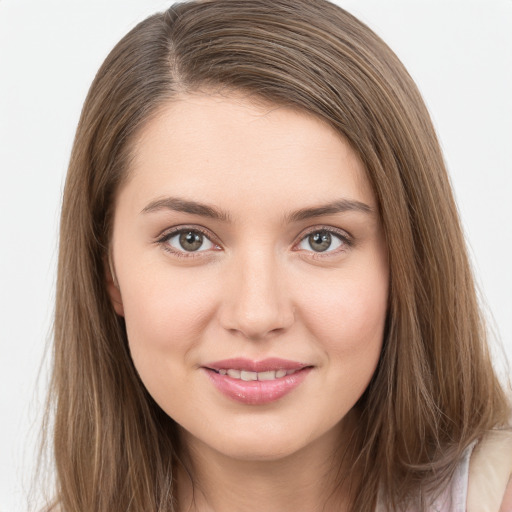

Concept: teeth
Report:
left=219, top=369, right=299, bottom=381
left=258, top=370, right=276, bottom=381
left=241, top=370, right=258, bottom=381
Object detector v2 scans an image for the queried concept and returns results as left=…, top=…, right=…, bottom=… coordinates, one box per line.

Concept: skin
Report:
left=107, top=92, right=389, bottom=511
left=499, top=476, right=512, bottom=512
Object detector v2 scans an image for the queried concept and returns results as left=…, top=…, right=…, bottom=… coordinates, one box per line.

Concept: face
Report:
left=108, top=93, right=389, bottom=462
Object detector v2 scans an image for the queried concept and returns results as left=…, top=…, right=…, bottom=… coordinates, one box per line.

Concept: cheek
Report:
left=119, top=266, right=223, bottom=415
left=300, top=266, right=388, bottom=360
left=119, top=265, right=219, bottom=365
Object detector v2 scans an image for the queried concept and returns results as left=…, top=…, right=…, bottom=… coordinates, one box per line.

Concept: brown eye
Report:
left=179, top=231, right=204, bottom=251
left=165, top=230, right=216, bottom=253
left=298, top=229, right=346, bottom=253
left=308, top=232, right=332, bottom=252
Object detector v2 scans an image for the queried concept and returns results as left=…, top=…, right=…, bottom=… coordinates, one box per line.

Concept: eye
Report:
left=297, top=229, right=348, bottom=253
left=160, top=229, right=217, bottom=254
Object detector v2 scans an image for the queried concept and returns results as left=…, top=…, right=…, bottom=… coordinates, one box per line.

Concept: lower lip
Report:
left=204, top=368, right=312, bottom=405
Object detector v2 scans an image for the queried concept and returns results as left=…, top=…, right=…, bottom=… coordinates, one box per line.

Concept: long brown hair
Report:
left=44, top=1, right=510, bottom=510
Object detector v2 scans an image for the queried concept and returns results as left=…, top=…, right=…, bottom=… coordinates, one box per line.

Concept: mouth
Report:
left=208, top=368, right=302, bottom=381
left=202, top=358, right=313, bottom=405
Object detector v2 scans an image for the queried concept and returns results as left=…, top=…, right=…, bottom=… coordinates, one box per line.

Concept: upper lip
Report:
left=204, top=358, right=310, bottom=372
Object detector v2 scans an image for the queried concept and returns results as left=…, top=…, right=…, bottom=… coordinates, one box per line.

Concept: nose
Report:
left=219, top=248, right=295, bottom=340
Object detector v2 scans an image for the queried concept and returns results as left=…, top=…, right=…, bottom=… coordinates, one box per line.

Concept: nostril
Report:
left=218, top=265, right=295, bottom=339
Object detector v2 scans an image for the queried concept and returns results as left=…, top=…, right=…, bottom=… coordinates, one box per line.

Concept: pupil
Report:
left=179, top=231, right=203, bottom=251
left=309, top=231, right=331, bottom=252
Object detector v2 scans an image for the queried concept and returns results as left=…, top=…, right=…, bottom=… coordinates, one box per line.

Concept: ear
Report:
left=105, top=252, right=124, bottom=317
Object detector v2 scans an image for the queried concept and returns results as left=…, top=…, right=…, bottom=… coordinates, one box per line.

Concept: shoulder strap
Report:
left=467, top=430, right=512, bottom=512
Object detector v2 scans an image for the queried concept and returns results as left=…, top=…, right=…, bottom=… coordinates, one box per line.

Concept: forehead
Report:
left=123, top=92, right=376, bottom=217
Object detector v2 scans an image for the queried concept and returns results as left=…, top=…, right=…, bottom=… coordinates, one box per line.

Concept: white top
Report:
left=376, top=430, right=512, bottom=512
left=374, top=441, right=474, bottom=512
left=427, top=441, right=477, bottom=512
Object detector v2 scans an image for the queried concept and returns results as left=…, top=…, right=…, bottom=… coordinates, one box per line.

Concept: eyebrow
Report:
left=285, top=199, right=373, bottom=222
left=141, top=196, right=373, bottom=222
left=141, top=197, right=232, bottom=222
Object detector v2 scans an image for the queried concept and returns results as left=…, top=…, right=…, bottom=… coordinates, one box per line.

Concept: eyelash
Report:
left=156, top=225, right=220, bottom=259
left=155, top=225, right=353, bottom=259
left=295, top=227, right=353, bottom=259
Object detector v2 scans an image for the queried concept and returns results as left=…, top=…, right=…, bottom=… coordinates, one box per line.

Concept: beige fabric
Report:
left=467, top=430, right=512, bottom=512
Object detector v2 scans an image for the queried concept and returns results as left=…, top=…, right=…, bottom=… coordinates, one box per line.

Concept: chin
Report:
left=217, top=438, right=302, bottom=462
left=180, top=416, right=345, bottom=465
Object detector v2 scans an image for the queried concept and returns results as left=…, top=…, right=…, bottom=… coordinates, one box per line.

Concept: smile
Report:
left=212, top=368, right=298, bottom=381
left=203, top=358, right=312, bottom=405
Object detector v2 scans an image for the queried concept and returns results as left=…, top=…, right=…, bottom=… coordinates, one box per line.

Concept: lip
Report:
left=204, top=357, right=308, bottom=372
left=202, top=358, right=313, bottom=405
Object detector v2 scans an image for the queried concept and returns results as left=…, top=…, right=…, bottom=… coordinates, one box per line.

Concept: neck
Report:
left=176, top=413, right=360, bottom=512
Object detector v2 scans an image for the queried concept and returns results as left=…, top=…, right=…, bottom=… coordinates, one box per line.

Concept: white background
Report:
left=1, top=1, right=511, bottom=510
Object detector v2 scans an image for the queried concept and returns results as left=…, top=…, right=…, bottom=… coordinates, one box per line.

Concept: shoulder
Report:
left=467, top=429, right=512, bottom=512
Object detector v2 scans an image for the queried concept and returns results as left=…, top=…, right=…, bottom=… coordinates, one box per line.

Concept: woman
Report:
left=44, top=0, right=511, bottom=510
